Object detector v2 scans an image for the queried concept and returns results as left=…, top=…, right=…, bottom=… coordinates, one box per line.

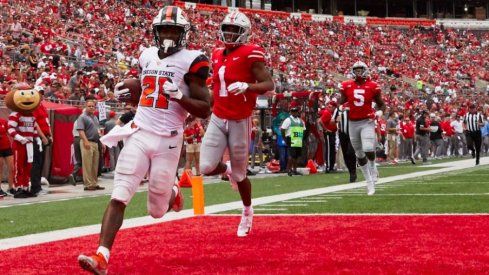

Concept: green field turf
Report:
left=0, top=162, right=486, bottom=239
left=234, top=167, right=489, bottom=214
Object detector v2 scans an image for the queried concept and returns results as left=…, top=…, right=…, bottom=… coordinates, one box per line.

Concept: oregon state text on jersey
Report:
left=340, top=80, right=381, bottom=121
left=134, top=47, right=209, bottom=136
left=211, top=44, right=266, bottom=120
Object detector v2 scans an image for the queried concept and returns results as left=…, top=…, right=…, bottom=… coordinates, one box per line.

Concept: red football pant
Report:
left=12, top=141, right=32, bottom=188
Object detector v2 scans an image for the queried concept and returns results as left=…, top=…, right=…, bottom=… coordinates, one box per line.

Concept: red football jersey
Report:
left=211, top=44, right=266, bottom=120
left=340, top=80, right=381, bottom=121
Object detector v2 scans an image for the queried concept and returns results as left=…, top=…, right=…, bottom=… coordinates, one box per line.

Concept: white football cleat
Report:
left=237, top=207, right=253, bottom=237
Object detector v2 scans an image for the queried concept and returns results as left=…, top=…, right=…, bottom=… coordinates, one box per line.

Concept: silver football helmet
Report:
left=351, top=61, right=370, bottom=81
left=219, top=11, right=251, bottom=48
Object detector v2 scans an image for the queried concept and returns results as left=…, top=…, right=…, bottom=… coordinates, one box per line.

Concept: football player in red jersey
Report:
left=78, top=6, right=211, bottom=274
left=200, top=11, right=274, bottom=237
left=337, top=61, right=386, bottom=195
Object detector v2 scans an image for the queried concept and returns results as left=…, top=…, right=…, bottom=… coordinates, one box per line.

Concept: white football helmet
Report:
left=219, top=11, right=251, bottom=48
left=152, top=6, right=190, bottom=54
left=351, top=61, right=370, bottom=81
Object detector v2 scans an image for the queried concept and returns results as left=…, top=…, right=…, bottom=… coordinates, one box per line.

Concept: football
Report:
left=120, top=78, right=142, bottom=106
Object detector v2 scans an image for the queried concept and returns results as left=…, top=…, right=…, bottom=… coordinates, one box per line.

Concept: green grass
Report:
left=240, top=166, right=489, bottom=214
left=0, top=163, right=468, bottom=239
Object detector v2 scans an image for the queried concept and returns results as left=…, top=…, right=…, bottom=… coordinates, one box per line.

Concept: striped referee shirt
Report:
left=464, top=112, right=483, bottom=132
left=332, top=108, right=349, bottom=135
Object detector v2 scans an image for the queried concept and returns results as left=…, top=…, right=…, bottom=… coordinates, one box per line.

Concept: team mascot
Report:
left=5, top=82, right=42, bottom=198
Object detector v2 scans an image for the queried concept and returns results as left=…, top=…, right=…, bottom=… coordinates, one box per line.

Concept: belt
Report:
left=88, top=139, right=98, bottom=142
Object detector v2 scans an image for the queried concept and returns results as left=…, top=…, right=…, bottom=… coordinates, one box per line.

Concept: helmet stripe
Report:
left=165, top=6, right=173, bottom=21
left=171, top=6, right=178, bottom=22
left=230, top=11, right=238, bottom=22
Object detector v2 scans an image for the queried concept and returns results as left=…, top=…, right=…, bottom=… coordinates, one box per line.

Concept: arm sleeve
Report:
left=75, top=117, right=85, bottom=131
left=247, top=45, right=266, bottom=67
left=339, top=82, right=346, bottom=96
left=373, top=82, right=382, bottom=96
left=186, top=54, right=210, bottom=81
left=281, top=118, right=291, bottom=130
left=7, top=113, right=19, bottom=138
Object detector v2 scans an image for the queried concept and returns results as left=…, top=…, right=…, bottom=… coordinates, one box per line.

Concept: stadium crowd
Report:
left=0, top=0, right=489, bottom=197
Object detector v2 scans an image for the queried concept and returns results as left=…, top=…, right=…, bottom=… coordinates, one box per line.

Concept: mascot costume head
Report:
left=5, top=82, right=41, bottom=114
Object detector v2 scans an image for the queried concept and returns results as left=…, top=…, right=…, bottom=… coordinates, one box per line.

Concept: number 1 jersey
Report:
left=211, top=44, right=266, bottom=120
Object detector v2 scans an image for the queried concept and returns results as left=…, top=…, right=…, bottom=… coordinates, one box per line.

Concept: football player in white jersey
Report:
left=78, top=6, right=211, bottom=274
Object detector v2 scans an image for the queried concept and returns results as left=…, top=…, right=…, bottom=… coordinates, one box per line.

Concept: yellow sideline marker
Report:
left=191, top=175, right=205, bottom=215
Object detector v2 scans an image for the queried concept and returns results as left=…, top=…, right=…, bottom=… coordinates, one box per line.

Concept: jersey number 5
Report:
left=139, top=76, right=170, bottom=109
left=353, top=89, right=365, bottom=107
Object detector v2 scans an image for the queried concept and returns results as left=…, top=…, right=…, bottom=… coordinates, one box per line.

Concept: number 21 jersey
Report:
left=135, top=47, right=209, bottom=136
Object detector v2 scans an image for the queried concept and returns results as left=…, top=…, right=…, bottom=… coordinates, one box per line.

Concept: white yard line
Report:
left=0, top=158, right=487, bottom=251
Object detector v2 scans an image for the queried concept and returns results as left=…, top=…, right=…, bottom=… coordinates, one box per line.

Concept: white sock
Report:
left=359, top=164, right=371, bottom=182
left=97, top=246, right=110, bottom=263
left=243, top=205, right=253, bottom=215
left=367, top=160, right=376, bottom=172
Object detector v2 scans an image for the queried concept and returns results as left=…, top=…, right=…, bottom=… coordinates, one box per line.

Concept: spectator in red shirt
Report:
left=400, top=116, right=416, bottom=164
left=440, top=114, right=455, bottom=156
left=0, top=118, right=14, bottom=197
left=184, top=118, right=204, bottom=176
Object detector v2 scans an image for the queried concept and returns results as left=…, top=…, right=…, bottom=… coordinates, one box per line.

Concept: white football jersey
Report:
left=134, top=47, right=204, bottom=136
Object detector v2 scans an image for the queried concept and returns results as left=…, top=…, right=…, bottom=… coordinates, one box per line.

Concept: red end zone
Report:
left=1, top=215, right=488, bottom=274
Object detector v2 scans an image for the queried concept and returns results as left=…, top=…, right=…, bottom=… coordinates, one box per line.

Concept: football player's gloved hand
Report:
left=15, top=135, right=29, bottom=144
left=114, top=81, right=130, bottom=100
left=228, top=82, right=249, bottom=95
left=163, top=79, right=183, bottom=100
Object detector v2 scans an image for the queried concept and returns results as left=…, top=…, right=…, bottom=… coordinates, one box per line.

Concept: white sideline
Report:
left=0, top=157, right=486, bottom=251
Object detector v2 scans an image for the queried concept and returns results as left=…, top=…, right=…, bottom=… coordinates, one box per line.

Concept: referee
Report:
left=464, top=104, right=484, bottom=165
left=332, top=106, right=357, bottom=182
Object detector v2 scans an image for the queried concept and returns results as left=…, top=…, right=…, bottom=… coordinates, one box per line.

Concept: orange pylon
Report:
left=179, top=169, right=193, bottom=187
left=306, top=159, right=317, bottom=174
